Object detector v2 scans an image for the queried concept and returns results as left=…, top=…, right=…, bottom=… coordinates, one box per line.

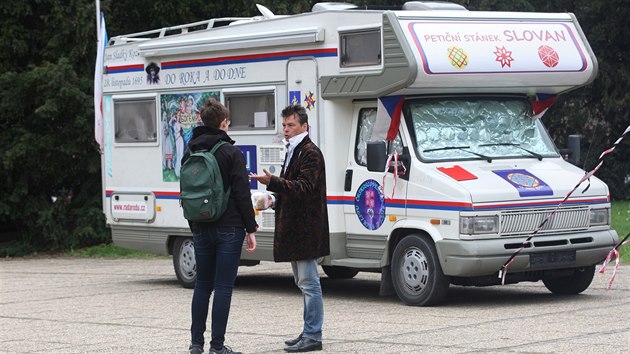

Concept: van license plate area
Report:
left=530, top=250, right=576, bottom=269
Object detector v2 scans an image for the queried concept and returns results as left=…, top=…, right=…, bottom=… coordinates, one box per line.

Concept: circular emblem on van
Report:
left=447, top=46, right=469, bottom=69
left=538, top=45, right=559, bottom=68
left=507, top=172, right=540, bottom=188
left=355, top=179, right=386, bottom=230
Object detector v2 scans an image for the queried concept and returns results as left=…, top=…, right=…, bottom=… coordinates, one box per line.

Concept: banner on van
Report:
left=493, top=169, right=553, bottom=197
left=161, top=91, right=220, bottom=182
left=408, top=21, right=588, bottom=74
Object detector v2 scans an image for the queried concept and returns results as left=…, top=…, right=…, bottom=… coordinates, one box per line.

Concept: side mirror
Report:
left=559, top=134, right=581, bottom=166
left=367, top=141, right=387, bottom=172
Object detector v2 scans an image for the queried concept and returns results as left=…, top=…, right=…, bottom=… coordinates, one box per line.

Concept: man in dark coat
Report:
left=251, top=104, right=330, bottom=352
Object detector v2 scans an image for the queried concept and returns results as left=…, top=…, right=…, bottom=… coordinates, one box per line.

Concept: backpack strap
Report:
left=190, top=140, right=227, bottom=155
left=208, top=140, right=231, bottom=194
left=209, top=140, right=227, bottom=155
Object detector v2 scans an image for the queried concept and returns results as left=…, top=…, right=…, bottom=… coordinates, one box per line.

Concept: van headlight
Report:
left=589, top=208, right=610, bottom=226
left=460, top=216, right=499, bottom=235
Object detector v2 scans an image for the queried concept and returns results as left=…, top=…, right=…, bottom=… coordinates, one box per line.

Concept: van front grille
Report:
left=500, top=206, right=589, bottom=236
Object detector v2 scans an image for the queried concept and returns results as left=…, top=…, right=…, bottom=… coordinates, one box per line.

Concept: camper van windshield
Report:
left=406, top=98, right=559, bottom=162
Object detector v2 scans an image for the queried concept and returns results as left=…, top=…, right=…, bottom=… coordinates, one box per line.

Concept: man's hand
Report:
left=249, top=169, right=272, bottom=185
left=245, top=232, right=256, bottom=253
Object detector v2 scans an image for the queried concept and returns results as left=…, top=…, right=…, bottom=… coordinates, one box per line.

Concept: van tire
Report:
left=322, top=265, right=359, bottom=279
left=542, top=265, right=595, bottom=295
left=173, top=237, right=196, bottom=289
left=391, top=234, right=449, bottom=306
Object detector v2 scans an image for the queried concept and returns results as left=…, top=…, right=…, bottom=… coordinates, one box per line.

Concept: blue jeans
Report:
left=190, top=224, right=245, bottom=351
left=291, top=259, right=324, bottom=341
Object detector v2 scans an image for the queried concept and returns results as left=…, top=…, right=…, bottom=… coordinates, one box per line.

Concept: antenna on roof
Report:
left=256, top=4, right=275, bottom=19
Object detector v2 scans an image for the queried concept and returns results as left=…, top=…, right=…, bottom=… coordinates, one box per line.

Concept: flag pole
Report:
left=95, top=1, right=101, bottom=39
left=95, top=0, right=106, bottom=212
left=94, top=0, right=105, bottom=152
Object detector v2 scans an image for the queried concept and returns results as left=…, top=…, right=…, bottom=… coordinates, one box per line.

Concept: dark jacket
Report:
left=267, top=136, right=330, bottom=262
left=183, top=126, right=257, bottom=233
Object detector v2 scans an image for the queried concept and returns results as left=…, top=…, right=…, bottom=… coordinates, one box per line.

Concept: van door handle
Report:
left=344, top=169, right=353, bottom=191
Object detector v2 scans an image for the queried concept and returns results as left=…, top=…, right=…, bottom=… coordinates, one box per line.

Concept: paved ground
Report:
left=0, top=257, right=628, bottom=353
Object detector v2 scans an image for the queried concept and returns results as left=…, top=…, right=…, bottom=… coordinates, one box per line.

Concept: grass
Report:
left=65, top=243, right=159, bottom=259
left=1, top=241, right=158, bottom=259
left=611, top=200, right=630, bottom=263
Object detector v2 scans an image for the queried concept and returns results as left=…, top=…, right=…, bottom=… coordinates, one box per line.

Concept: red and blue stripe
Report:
left=105, top=64, right=145, bottom=74
left=105, top=48, right=337, bottom=74
left=105, top=191, right=608, bottom=211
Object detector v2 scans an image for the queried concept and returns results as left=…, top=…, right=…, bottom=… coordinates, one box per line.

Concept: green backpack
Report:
left=179, top=141, right=231, bottom=222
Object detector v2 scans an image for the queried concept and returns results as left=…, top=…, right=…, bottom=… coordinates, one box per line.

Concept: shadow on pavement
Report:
left=132, top=270, right=594, bottom=308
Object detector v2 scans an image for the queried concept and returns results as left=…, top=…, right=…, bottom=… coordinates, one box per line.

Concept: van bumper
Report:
left=435, top=229, right=618, bottom=277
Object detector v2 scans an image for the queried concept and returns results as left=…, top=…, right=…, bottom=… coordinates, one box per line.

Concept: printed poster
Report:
left=161, top=91, right=220, bottom=181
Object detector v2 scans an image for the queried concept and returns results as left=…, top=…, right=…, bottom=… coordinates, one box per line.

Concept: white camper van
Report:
left=100, top=2, right=618, bottom=305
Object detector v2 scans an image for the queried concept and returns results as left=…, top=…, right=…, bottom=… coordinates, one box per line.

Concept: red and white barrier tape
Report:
left=499, top=124, right=630, bottom=285
left=599, top=233, right=629, bottom=290
left=381, top=153, right=399, bottom=199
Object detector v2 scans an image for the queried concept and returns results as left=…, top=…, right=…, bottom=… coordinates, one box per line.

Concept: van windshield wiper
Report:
left=478, top=143, right=543, bottom=161
left=423, top=146, right=492, bottom=163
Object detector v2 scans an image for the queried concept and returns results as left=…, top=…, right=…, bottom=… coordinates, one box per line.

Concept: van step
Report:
left=330, top=258, right=381, bottom=269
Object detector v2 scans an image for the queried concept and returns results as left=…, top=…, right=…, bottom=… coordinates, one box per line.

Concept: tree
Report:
left=535, top=0, right=630, bottom=199
left=0, top=0, right=108, bottom=252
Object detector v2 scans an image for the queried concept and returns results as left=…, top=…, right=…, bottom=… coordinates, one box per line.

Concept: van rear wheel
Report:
left=173, top=237, right=196, bottom=289
left=542, top=265, right=595, bottom=294
left=322, top=265, right=359, bottom=279
left=391, top=234, right=449, bottom=306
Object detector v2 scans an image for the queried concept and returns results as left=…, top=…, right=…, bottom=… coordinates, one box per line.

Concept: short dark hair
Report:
left=281, top=104, right=308, bottom=125
left=199, top=98, right=228, bottom=128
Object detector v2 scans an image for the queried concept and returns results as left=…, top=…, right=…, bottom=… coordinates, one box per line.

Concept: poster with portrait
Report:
left=161, top=91, right=220, bottom=182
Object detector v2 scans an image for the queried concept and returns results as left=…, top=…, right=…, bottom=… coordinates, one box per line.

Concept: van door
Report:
left=341, top=101, right=407, bottom=266
left=286, top=59, right=319, bottom=144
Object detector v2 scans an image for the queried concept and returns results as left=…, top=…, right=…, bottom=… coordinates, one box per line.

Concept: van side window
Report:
left=340, top=29, right=381, bottom=68
left=355, top=108, right=403, bottom=166
left=225, top=92, right=275, bottom=130
left=114, top=98, right=157, bottom=143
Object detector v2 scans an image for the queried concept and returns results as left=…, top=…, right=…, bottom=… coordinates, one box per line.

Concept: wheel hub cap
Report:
left=401, top=247, right=429, bottom=293
left=179, top=240, right=196, bottom=279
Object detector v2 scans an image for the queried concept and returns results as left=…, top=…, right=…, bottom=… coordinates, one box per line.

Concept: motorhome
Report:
left=100, top=2, right=618, bottom=305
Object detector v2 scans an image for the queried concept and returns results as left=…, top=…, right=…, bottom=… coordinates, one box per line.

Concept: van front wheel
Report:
left=391, top=234, right=449, bottom=306
left=173, top=237, right=196, bottom=289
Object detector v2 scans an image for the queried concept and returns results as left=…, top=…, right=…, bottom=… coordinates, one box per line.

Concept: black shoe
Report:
left=284, top=337, right=322, bottom=352
left=210, top=345, right=242, bottom=354
left=284, top=333, right=303, bottom=346
left=189, top=344, right=203, bottom=354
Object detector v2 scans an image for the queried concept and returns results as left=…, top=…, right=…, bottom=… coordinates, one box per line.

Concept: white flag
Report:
left=94, top=13, right=107, bottom=151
